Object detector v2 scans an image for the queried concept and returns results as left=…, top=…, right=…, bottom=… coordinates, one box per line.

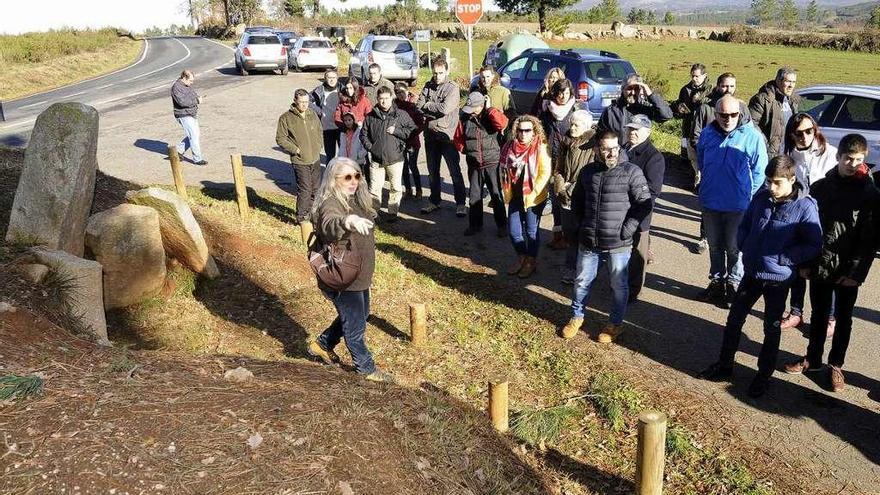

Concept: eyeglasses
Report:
left=717, top=112, right=739, bottom=120
left=600, top=146, right=620, bottom=154
left=516, top=128, right=534, bottom=134
left=795, top=127, right=815, bottom=137
left=338, top=173, right=362, bottom=182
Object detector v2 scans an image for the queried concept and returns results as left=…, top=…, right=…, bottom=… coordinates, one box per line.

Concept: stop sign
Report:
left=455, top=0, right=484, bottom=25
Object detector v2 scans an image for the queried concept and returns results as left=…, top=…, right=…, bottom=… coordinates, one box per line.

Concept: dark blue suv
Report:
left=480, top=48, right=637, bottom=119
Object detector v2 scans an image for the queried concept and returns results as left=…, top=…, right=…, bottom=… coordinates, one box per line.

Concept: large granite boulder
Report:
left=31, top=248, right=110, bottom=346
left=85, top=204, right=167, bottom=309
left=5, top=103, right=99, bottom=256
left=125, top=187, right=220, bottom=279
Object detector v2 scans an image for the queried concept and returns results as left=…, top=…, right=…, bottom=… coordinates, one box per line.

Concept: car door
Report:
left=826, top=94, right=880, bottom=165
left=349, top=38, right=365, bottom=78
left=498, top=56, right=530, bottom=112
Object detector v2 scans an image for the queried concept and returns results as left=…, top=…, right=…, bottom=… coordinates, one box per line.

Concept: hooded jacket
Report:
left=417, top=78, right=460, bottom=142
left=749, top=80, right=801, bottom=155
left=690, top=90, right=752, bottom=148
left=697, top=117, right=768, bottom=212
left=333, top=87, right=373, bottom=128
left=360, top=103, right=416, bottom=166
left=626, top=138, right=665, bottom=231
left=554, top=130, right=596, bottom=208
left=453, top=107, right=508, bottom=167
left=737, top=185, right=822, bottom=283
left=276, top=105, right=323, bottom=165
left=675, top=79, right=710, bottom=141
left=596, top=91, right=673, bottom=147
left=807, top=167, right=879, bottom=284
left=570, top=157, right=653, bottom=252
left=788, top=141, right=838, bottom=195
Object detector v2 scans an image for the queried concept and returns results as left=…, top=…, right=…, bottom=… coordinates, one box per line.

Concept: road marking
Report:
left=19, top=101, right=47, bottom=109
left=202, top=37, right=235, bottom=52
left=122, top=37, right=191, bottom=83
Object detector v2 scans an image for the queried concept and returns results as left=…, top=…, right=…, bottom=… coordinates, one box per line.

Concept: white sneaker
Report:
left=456, top=205, right=467, bottom=217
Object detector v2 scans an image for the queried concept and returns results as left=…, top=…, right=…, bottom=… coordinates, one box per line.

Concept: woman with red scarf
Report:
left=500, top=115, right=552, bottom=278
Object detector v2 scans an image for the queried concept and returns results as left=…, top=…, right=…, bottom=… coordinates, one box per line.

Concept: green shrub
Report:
left=0, top=28, right=125, bottom=65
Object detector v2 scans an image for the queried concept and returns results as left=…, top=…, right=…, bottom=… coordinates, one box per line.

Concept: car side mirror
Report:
left=500, top=74, right=511, bottom=86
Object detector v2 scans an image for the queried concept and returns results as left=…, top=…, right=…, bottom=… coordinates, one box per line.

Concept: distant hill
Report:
left=835, top=0, right=880, bottom=19
left=569, top=0, right=869, bottom=13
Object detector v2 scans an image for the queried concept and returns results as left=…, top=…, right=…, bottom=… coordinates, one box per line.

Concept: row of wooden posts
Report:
left=167, top=147, right=668, bottom=494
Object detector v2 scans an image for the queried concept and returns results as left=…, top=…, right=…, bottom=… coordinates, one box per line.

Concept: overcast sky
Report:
left=0, top=0, right=464, bottom=35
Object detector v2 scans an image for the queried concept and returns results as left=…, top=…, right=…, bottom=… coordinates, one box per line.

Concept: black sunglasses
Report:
left=517, top=128, right=534, bottom=134
left=339, top=173, right=362, bottom=182
left=717, top=112, right=739, bottom=120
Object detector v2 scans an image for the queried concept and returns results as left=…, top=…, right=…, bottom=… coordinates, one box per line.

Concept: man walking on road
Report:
left=361, top=86, right=416, bottom=222
left=674, top=63, right=709, bottom=190
left=362, top=64, right=395, bottom=107
left=171, top=70, right=207, bottom=165
left=276, top=89, right=323, bottom=225
left=597, top=74, right=673, bottom=148
left=697, top=95, right=769, bottom=308
left=417, top=58, right=467, bottom=217
left=749, top=67, right=800, bottom=155
left=310, top=69, right=341, bottom=163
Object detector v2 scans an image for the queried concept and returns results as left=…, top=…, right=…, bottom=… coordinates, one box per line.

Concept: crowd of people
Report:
left=259, top=61, right=878, bottom=390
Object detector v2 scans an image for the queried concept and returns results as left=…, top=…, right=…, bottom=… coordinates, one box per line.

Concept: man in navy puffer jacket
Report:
left=701, top=155, right=822, bottom=398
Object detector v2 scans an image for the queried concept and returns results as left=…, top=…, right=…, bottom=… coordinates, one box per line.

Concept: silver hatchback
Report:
left=235, top=31, right=288, bottom=76
left=348, top=35, right=418, bottom=85
left=797, top=85, right=880, bottom=165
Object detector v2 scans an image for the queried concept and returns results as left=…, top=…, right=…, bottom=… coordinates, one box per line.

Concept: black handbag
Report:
left=307, top=232, right=361, bottom=291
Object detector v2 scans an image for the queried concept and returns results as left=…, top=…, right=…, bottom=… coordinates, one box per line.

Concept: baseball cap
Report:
left=625, top=114, right=652, bottom=130
left=462, top=92, right=486, bottom=114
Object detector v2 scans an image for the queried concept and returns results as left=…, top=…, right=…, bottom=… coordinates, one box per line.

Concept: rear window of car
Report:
left=302, top=40, right=332, bottom=48
left=372, top=40, right=413, bottom=54
left=583, top=61, right=633, bottom=84
left=248, top=36, right=280, bottom=45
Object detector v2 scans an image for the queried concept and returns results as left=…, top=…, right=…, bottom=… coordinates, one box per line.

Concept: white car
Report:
left=235, top=31, right=288, bottom=76
left=797, top=85, right=880, bottom=165
left=348, top=35, right=418, bottom=85
left=289, top=37, right=338, bottom=72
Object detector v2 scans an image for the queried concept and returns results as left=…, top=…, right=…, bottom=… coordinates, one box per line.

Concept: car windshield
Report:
left=583, top=61, right=633, bottom=84
left=248, top=35, right=280, bottom=45
left=302, top=40, right=332, bottom=48
left=372, top=39, right=413, bottom=54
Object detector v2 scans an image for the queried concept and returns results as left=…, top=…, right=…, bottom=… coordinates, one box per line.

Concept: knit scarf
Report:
left=500, top=136, right=542, bottom=198
left=548, top=98, right=575, bottom=121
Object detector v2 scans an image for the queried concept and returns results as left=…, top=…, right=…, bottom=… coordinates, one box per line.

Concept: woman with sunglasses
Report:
left=307, top=157, right=393, bottom=383
left=500, top=115, right=552, bottom=278
left=779, top=113, right=839, bottom=334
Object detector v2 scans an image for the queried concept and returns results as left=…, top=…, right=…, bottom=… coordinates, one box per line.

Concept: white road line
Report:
left=122, top=37, right=191, bottom=83
left=19, top=101, right=47, bottom=109
left=202, top=37, right=236, bottom=52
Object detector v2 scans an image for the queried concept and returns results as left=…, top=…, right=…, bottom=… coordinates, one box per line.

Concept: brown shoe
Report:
left=783, top=357, right=822, bottom=375
left=561, top=318, right=584, bottom=339
left=507, top=255, right=526, bottom=275
left=597, top=323, right=624, bottom=344
left=547, top=231, right=568, bottom=250
left=518, top=257, right=536, bottom=278
left=308, top=340, right=340, bottom=365
left=830, top=366, right=845, bottom=392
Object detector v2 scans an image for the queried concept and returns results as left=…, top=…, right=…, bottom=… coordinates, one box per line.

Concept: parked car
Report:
left=348, top=35, right=418, bottom=85
left=289, top=36, right=338, bottom=71
left=274, top=30, right=300, bottom=50
left=234, top=31, right=288, bottom=76
left=797, top=85, right=880, bottom=166
left=244, top=25, right=275, bottom=33
left=473, top=48, right=636, bottom=120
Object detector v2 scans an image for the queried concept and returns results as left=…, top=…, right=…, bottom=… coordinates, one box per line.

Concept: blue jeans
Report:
left=317, top=289, right=376, bottom=375
left=571, top=247, right=631, bottom=324
left=703, top=208, right=744, bottom=285
left=719, top=275, right=789, bottom=378
left=425, top=138, right=466, bottom=206
left=507, top=190, right=545, bottom=257
left=176, top=116, right=203, bottom=162
left=401, top=146, right=422, bottom=195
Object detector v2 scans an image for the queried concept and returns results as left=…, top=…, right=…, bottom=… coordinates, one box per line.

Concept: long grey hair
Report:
left=311, top=157, right=375, bottom=218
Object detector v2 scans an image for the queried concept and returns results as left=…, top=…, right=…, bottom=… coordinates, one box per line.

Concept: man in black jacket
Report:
left=749, top=67, right=800, bottom=156
left=561, top=130, right=652, bottom=344
left=361, top=86, right=416, bottom=222
left=675, top=64, right=709, bottom=189
left=597, top=74, right=673, bottom=148
left=171, top=70, right=207, bottom=165
left=623, top=115, right=666, bottom=301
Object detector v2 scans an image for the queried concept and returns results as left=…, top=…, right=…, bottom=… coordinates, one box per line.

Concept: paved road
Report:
left=0, top=36, right=239, bottom=147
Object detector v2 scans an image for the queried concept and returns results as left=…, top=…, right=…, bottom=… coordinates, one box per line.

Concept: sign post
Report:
left=455, top=0, right=484, bottom=77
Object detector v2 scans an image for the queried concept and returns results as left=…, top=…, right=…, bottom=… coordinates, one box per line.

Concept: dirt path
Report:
left=91, top=72, right=880, bottom=493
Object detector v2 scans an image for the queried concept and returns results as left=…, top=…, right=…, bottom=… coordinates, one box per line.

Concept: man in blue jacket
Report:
left=701, top=155, right=822, bottom=398
left=697, top=95, right=769, bottom=308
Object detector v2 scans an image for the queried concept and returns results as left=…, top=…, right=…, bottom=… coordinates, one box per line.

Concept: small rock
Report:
left=338, top=481, right=355, bottom=495
left=0, top=302, right=16, bottom=313
left=201, top=456, right=216, bottom=465
left=224, top=367, right=254, bottom=383
left=247, top=433, right=263, bottom=450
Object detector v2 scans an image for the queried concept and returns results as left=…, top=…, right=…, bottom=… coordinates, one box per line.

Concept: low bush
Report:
left=0, top=28, right=125, bottom=65
left=727, top=24, right=880, bottom=53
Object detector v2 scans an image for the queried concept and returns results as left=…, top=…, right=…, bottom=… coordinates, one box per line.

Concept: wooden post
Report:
left=489, top=380, right=509, bottom=433
left=167, top=145, right=188, bottom=200
left=230, top=154, right=249, bottom=218
left=409, top=303, right=426, bottom=346
left=636, top=411, right=667, bottom=495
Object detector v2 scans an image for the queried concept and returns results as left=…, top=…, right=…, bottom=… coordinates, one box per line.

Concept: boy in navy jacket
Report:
left=701, top=155, right=822, bottom=397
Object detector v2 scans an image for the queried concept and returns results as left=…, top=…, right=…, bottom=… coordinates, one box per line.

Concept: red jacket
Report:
left=395, top=97, right=425, bottom=149
left=453, top=107, right=508, bottom=167
left=334, top=87, right=373, bottom=128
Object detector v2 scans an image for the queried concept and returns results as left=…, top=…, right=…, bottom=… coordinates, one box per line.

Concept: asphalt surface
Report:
left=0, top=36, right=239, bottom=147
left=2, top=47, right=879, bottom=492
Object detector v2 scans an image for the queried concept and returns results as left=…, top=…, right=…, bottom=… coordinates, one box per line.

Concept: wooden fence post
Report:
left=409, top=303, right=426, bottom=346
left=636, top=411, right=667, bottom=495
left=489, top=380, right=509, bottom=433
left=167, top=145, right=188, bottom=200
left=230, top=154, right=249, bottom=218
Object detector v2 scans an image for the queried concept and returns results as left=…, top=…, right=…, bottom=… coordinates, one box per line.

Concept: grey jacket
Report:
left=417, top=79, right=460, bottom=142
left=171, top=79, right=199, bottom=118
left=362, top=77, right=395, bottom=106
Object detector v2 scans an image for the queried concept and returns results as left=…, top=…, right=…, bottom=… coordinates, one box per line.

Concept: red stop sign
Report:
left=455, top=0, right=484, bottom=25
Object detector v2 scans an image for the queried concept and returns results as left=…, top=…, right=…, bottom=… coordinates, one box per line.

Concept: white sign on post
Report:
left=414, top=30, right=431, bottom=42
